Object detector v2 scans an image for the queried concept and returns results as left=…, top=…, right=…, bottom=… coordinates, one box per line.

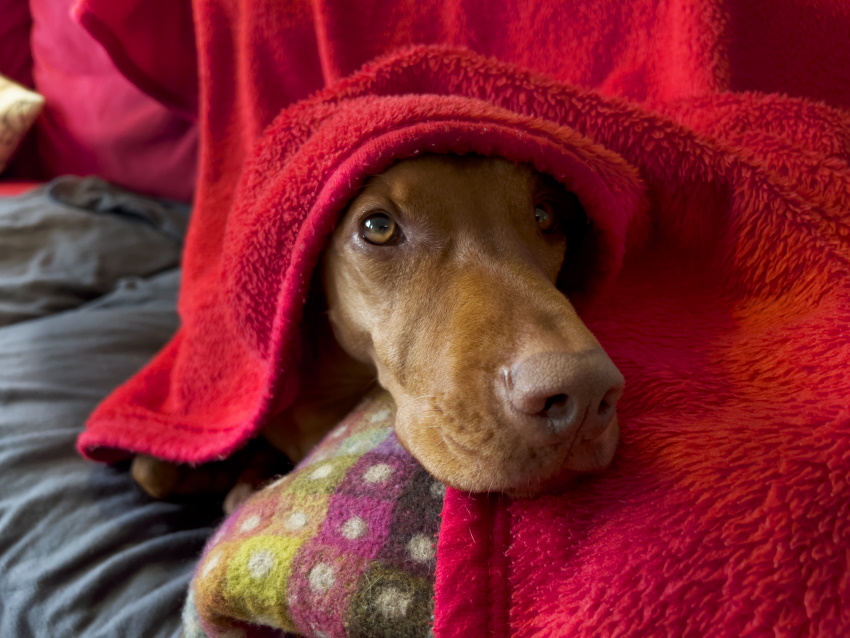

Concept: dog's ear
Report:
left=556, top=191, right=595, bottom=297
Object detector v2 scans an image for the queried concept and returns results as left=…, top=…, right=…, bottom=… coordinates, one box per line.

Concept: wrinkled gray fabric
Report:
left=0, top=179, right=220, bottom=638
left=0, top=177, right=187, bottom=327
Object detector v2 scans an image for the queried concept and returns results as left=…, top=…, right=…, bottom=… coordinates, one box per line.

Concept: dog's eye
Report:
left=534, top=202, right=559, bottom=233
left=361, top=212, right=399, bottom=245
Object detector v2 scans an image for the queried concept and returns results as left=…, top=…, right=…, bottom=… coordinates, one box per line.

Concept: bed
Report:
left=0, top=178, right=210, bottom=637
left=2, top=1, right=849, bottom=637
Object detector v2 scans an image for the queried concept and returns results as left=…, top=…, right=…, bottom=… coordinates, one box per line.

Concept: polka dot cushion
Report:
left=184, top=389, right=444, bottom=638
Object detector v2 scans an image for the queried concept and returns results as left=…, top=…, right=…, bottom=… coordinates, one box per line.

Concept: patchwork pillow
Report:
left=0, top=74, right=43, bottom=174
left=185, top=389, right=444, bottom=638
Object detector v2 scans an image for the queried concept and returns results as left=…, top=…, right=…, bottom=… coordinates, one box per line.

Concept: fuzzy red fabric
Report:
left=75, top=1, right=850, bottom=635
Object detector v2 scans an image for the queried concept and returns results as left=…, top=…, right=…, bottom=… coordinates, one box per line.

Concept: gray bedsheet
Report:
left=0, top=178, right=220, bottom=637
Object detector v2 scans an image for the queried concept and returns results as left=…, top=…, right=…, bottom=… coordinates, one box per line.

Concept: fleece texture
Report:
left=187, top=390, right=441, bottom=638
left=77, top=47, right=652, bottom=464
left=73, top=1, right=850, bottom=635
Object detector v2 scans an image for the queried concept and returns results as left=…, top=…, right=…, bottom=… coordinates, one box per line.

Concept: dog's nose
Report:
left=504, top=350, right=625, bottom=445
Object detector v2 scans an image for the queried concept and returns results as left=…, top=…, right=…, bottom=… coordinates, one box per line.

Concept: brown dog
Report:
left=132, top=154, right=624, bottom=504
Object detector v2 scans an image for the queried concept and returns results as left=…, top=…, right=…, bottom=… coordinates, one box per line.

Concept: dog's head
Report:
left=322, top=154, right=624, bottom=495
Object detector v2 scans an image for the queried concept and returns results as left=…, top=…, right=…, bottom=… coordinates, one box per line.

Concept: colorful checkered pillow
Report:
left=183, top=389, right=443, bottom=638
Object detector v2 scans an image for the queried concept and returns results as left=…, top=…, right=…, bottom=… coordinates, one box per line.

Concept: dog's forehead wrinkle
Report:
left=380, top=155, right=534, bottom=218
left=449, top=228, right=510, bottom=262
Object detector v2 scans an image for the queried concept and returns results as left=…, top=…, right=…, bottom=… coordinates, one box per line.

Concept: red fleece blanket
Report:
left=75, top=1, right=850, bottom=635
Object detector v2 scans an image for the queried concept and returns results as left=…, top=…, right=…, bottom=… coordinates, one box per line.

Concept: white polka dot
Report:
left=310, top=450, right=331, bottom=463
left=341, top=516, right=368, bottom=540
left=255, top=616, right=279, bottom=628
left=266, top=475, right=289, bottom=490
left=210, top=527, right=227, bottom=546
left=329, top=427, right=348, bottom=439
left=347, top=440, right=366, bottom=453
left=239, top=514, right=261, bottom=532
left=363, top=463, right=392, bottom=483
left=308, top=563, right=336, bottom=592
left=182, top=613, right=200, bottom=637
left=201, top=552, right=221, bottom=578
left=369, top=407, right=393, bottom=423
left=310, top=464, right=334, bottom=480
left=430, top=481, right=446, bottom=498
left=247, top=549, right=275, bottom=579
left=376, top=587, right=412, bottom=618
left=285, top=511, right=309, bottom=531
left=407, top=534, right=435, bottom=562
left=181, top=592, right=203, bottom=637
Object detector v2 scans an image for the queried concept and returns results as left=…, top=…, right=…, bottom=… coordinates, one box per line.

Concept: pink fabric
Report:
left=73, top=1, right=850, bottom=635
left=0, top=0, right=33, bottom=88
left=29, top=0, right=197, bottom=201
left=71, top=0, right=198, bottom=118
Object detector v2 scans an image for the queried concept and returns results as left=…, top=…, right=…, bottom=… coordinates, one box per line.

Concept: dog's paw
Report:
left=131, top=454, right=184, bottom=499
left=223, top=481, right=258, bottom=514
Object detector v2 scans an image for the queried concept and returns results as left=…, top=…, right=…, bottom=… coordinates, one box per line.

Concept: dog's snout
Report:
left=505, top=350, right=625, bottom=445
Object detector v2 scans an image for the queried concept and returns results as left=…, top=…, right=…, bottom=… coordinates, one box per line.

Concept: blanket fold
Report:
left=75, top=1, right=850, bottom=635
left=78, top=47, right=655, bottom=464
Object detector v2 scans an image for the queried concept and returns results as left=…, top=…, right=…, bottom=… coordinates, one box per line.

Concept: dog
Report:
left=132, top=154, right=624, bottom=507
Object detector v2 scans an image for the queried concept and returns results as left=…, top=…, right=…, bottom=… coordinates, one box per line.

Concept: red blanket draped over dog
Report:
left=75, top=0, right=850, bottom=635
